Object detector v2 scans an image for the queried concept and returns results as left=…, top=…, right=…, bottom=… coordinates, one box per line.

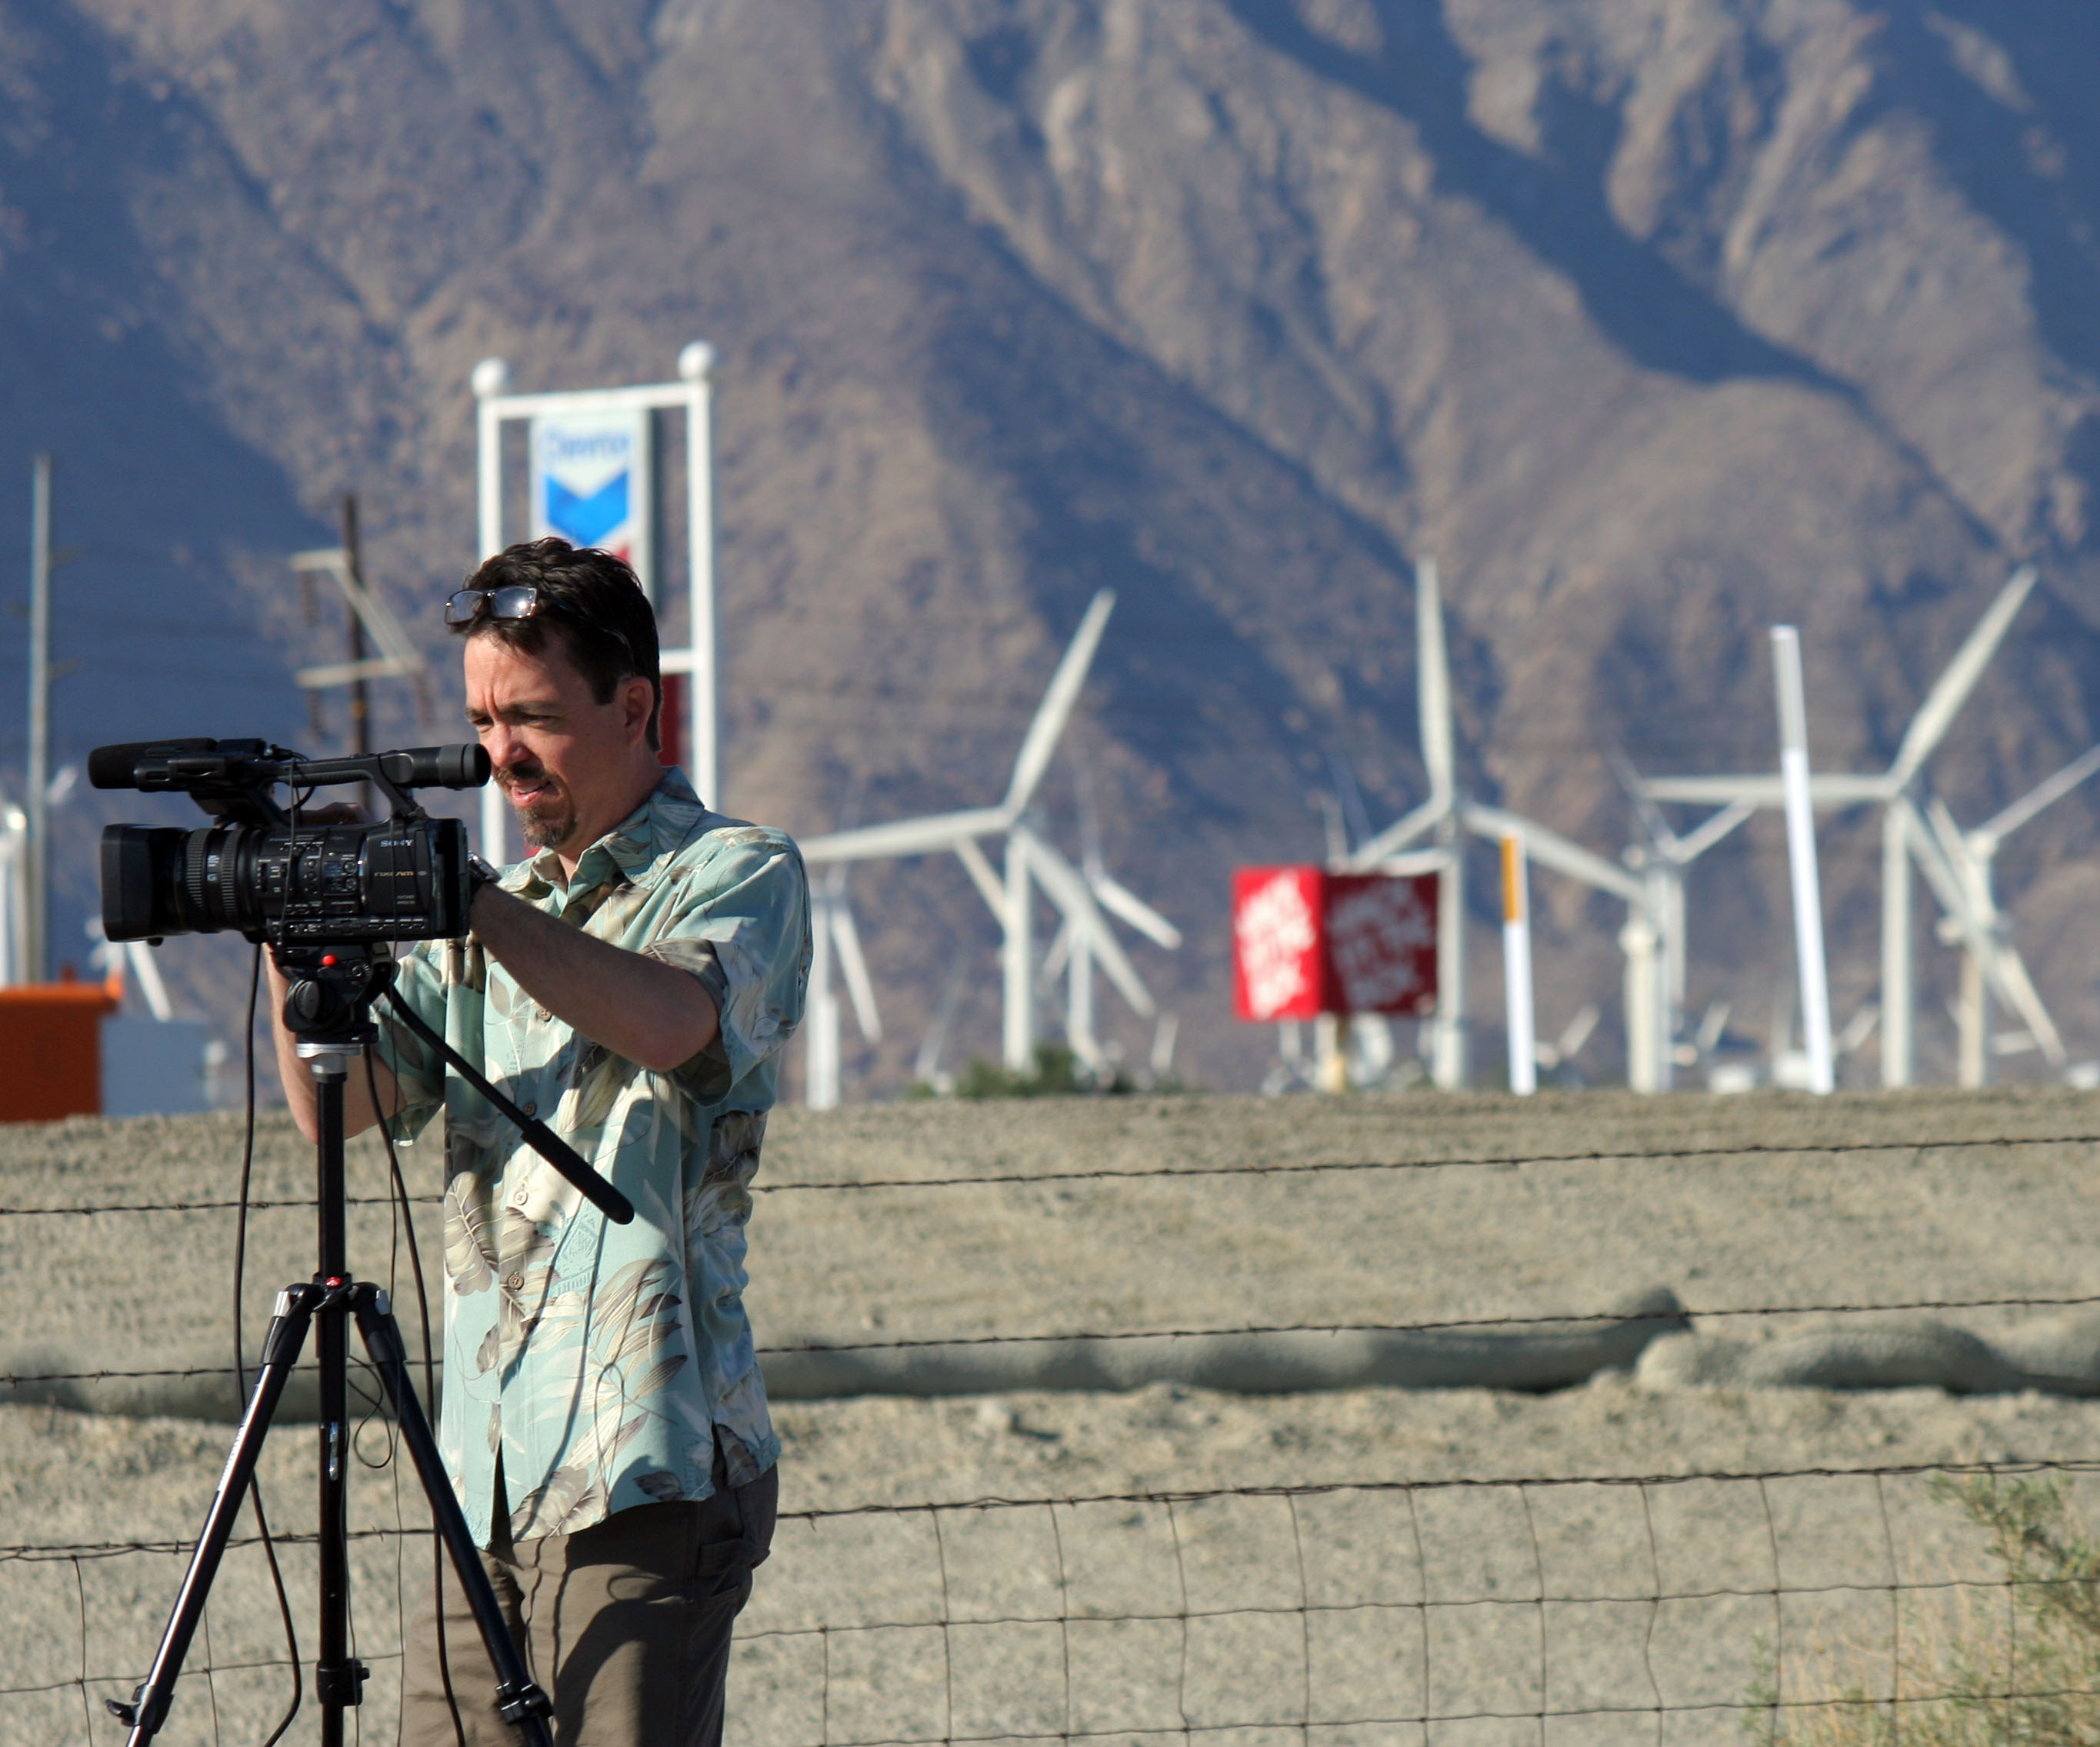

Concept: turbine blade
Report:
left=801, top=805, right=1008, bottom=863
left=1671, top=800, right=1754, bottom=863
left=1462, top=802, right=1643, bottom=903
left=1887, top=566, right=2038, bottom=789
left=1558, top=1002, right=1602, bottom=1059
left=829, top=903, right=883, bottom=1043
left=1975, top=741, right=2100, bottom=848
left=1039, top=917, right=1073, bottom=985
left=1638, top=774, right=1891, bottom=807
left=1612, top=752, right=1678, bottom=852
left=1076, top=759, right=1105, bottom=878
left=126, top=941, right=174, bottom=1023
left=1342, top=796, right=1447, bottom=869
left=1002, top=590, right=1116, bottom=817
left=1089, top=870, right=1183, bottom=949
left=912, top=955, right=970, bottom=1084
left=1988, top=941, right=2067, bottom=1066
left=953, top=836, right=1006, bottom=917
left=1019, top=828, right=1155, bottom=1017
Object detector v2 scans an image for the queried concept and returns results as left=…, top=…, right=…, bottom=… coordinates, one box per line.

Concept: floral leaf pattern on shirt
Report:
left=562, top=1040, right=633, bottom=1136
left=442, top=1174, right=495, bottom=1299
left=372, top=768, right=810, bottom=1549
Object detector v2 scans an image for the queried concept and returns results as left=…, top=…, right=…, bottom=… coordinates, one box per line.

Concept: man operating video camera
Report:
left=265, top=536, right=811, bottom=1746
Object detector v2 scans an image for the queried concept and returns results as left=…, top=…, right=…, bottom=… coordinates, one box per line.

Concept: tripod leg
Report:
left=120, top=1285, right=321, bottom=1745
left=351, top=1285, right=555, bottom=1746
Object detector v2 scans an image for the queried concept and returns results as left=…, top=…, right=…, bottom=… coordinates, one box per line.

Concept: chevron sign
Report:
left=529, top=406, right=654, bottom=595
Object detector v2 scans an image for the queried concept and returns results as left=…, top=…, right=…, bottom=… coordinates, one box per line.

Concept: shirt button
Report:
left=506, top=1272, right=524, bottom=1290
left=512, top=1190, right=529, bottom=1207
left=522, top=1100, right=537, bottom=1118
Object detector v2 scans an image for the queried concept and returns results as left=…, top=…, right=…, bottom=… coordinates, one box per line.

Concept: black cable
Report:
left=369, top=1052, right=410, bottom=1745
left=368, top=1043, right=467, bottom=1745
left=234, top=944, right=302, bottom=1747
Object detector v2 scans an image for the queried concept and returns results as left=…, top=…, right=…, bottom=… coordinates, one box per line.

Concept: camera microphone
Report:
left=87, top=738, right=222, bottom=790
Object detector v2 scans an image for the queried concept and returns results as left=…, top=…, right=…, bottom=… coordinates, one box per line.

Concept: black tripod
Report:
left=114, top=946, right=636, bottom=1746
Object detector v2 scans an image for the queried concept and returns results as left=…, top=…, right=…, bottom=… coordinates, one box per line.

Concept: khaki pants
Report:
left=400, top=1456, right=778, bottom=1747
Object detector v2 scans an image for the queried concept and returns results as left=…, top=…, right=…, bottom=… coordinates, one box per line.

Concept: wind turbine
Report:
left=1639, top=566, right=2038, bottom=1085
left=1040, top=766, right=1182, bottom=1076
left=1919, top=742, right=2100, bottom=1084
left=1617, top=768, right=1752, bottom=1085
left=801, top=591, right=1158, bottom=1072
left=1345, top=559, right=1655, bottom=1089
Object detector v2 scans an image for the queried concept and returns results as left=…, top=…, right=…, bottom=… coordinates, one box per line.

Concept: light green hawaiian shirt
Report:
left=375, top=768, right=809, bottom=1549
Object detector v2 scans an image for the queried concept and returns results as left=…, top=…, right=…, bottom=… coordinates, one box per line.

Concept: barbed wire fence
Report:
left=4, top=1130, right=2100, bottom=1742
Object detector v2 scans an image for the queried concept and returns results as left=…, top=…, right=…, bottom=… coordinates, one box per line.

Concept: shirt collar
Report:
left=504, top=768, right=705, bottom=898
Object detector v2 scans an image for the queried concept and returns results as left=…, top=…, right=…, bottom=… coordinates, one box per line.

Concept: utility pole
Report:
left=25, top=455, right=50, bottom=985
left=340, top=493, right=374, bottom=816
left=340, top=495, right=370, bottom=761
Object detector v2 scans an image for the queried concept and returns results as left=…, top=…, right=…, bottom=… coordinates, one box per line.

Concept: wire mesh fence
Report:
left=7, top=1462, right=2100, bottom=1744
left=3, top=1121, right=2099, bottom=1742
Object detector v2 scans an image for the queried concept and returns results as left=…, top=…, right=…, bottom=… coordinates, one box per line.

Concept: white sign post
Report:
left=1501, top=832, right=1536, bottom=1095
left=471, top=345, right=718, bottom=862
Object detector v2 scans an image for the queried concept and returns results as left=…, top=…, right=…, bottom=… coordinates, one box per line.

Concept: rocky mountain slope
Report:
left=4, top=0, right=2099, bottom=1091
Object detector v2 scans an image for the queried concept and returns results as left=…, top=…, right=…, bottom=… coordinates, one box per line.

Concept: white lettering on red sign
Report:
left=1234, top=870, right=1319, bottom=1020
left=1325, top=878, right=1435, bottom=1012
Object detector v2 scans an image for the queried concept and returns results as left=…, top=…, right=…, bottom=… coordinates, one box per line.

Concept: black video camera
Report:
left=92, top=738, right=491, bottom=949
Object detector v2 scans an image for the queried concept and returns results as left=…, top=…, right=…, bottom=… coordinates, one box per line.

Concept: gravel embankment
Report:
left=2, top=1089, right=2097, bottom=1743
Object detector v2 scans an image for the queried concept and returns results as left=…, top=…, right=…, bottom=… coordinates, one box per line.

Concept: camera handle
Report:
left=379, top=985, right=637, bottom=1227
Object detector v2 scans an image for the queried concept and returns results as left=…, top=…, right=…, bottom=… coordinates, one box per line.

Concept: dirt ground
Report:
left=3, top=1089, right=2099, bottom=1743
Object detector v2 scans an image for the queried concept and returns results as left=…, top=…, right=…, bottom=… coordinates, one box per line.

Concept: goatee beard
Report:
left=520, top=812, right=578, bottom=849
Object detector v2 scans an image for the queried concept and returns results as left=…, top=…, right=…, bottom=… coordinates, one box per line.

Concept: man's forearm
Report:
left=468, top=886, right=719, bottom=1072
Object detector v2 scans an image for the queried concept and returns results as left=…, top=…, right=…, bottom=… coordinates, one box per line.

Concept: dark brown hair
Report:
left=452, top=538, right=663, bottom=749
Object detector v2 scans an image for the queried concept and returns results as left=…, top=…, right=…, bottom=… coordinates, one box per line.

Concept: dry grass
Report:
left=1752, top=1476, right=2100, bottom=1745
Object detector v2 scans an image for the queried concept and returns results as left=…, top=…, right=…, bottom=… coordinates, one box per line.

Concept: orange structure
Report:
left=0, top=970, right=123, bottom=1121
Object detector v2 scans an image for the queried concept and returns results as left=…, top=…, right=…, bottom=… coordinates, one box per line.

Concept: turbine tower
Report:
left=804, top=864, right=882, bottom=1110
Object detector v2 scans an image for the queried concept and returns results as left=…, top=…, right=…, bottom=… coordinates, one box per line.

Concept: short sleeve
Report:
left=642, top=834, right=812, bottom=1092
left=371, top=939, right=449, bottom=1143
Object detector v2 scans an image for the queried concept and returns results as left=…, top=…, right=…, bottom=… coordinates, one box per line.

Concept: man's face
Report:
left=463, top=629, right=655, bottom=857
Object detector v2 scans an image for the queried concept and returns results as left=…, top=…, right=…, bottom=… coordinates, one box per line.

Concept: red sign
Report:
left=1232, top=866, right=1438, bottom=1021
left=658, top=671, right=686, bottom=769
left=1233, top=866, right=1325, bottom=1021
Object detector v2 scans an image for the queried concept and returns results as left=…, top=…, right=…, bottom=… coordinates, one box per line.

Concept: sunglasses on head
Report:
left=445, top=585, right=637, bottom=665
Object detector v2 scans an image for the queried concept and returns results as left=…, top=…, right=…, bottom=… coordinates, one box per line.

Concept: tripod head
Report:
left=278, top=944, right=395, bottom=1052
